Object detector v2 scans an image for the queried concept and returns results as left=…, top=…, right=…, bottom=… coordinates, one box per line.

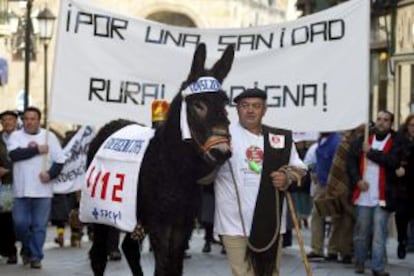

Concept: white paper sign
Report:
left=52, top=126, right=95, bottom=194
left=79, top=124, right=154, bottom=232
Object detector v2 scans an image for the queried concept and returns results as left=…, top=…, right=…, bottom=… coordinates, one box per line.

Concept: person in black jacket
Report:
left=347, top=110, right=399, bottom=276
left=392, top=114, right=414, bottom=259
left=0, top=110, right=18, bottom=264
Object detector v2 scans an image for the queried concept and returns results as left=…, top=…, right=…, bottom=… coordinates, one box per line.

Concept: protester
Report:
left=392, top=114, right=414, bottom=259
left=317, top=126, right=364, bottom=264
left=347, top=110, right=398, bottom=276
left=214, top=88, right=306, bottom=276
left=0, top=110, right=18, bottom=264
left=307, top=132, right=341, bottom=261
left=199, top=184, right=222, bottom=253
left=8, top=106, right=66, bottom=269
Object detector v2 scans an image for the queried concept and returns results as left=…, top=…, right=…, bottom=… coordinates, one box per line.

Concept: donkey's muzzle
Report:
left=202, top=135, right=232, bottom=166
left=206, top=148, right=232, bottom=166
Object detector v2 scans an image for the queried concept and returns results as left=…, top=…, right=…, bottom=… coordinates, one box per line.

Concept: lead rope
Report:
left=227, top=160, right=280, bottom=253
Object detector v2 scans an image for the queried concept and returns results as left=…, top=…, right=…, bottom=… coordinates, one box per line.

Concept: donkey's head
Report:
left=180, top=43, right=234, bottom=166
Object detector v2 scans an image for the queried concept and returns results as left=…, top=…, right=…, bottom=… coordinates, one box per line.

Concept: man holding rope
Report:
left=214, top=88, right=307, bottom=276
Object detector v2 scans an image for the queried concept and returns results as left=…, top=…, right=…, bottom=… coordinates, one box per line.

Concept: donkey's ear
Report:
left=187, top=43, right=207, bottom=83
left=210, top=45, right=235, bottom=83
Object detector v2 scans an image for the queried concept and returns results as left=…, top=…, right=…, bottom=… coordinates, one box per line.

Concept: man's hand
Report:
left=37, top=145, right=49, bottom=154
left=270, top=171, right=289, bottom=190
left=357, top=180, right=369, bottom=192
left=0, top=167, right=9, bottom=177
left=396, top=166, right=406, bottom=177
left=39, top=171, right=51, bottom=183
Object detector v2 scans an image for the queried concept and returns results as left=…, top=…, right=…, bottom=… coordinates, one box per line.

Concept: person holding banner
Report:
left=7, top=107, right=66, bottom=269
left=347, top=110, right=398, bottom=276
left=0, top=110, right=18, bottom=264
left=214, top=88, right=306, bottom=276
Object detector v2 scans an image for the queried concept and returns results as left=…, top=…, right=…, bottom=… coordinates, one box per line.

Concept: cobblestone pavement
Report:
left=1, top=226, right=414, bottom=275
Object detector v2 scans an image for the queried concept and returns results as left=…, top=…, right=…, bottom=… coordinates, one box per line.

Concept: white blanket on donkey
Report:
left=79, top=124, right=154, bottom=232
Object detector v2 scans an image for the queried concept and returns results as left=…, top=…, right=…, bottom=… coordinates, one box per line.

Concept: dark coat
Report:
left=347, top=131, right=399, bottom=211
left=391, top=130, right=414, bottom=206
left=0, top=132, right=12, bottom=185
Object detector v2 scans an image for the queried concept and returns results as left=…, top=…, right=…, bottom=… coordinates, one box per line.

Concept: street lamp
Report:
left=36, top=6, right=55, bottom=126
left=8, top=0, right=32, bottom=111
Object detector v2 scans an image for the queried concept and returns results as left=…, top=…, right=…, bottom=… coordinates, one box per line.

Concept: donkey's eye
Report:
left=194, top=101, right=206, bottom=111
left=193, top=101, right=208, bottom=118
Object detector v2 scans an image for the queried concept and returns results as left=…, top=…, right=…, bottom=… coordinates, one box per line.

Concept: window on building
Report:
left=0, top=0, right=7, bottom=25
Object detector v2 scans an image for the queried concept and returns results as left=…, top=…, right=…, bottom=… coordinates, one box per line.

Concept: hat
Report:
left=0, top=110, right=18, bottom=119
left=233, top=88, right=267, bottom=104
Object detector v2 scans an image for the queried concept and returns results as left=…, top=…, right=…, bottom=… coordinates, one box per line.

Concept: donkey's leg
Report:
left=168, top=224, right=192, bottom=276
left=150, top=225, right=173, bottom=276
left=121, top=233, right=143, bottom=276
left=89, top=224, right=109, bottom=276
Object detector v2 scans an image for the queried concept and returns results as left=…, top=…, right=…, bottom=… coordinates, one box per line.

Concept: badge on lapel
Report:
left=269, top=133, right=285, bottom=149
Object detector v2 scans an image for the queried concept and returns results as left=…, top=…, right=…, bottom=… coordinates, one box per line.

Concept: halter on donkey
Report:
left=88, top=43, right=235, bottom=276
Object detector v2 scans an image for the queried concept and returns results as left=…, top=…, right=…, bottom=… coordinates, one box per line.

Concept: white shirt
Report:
left=214, top=122, right=306, bottom=236
left=356, top=134, right=391, bottom=207
left=7, top=128, right=66, bottom=198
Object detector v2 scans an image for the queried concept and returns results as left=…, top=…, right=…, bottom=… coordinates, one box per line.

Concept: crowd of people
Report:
left=303, top=111, right=414, bottom=276
left=1, top=99, right=414, bottom=276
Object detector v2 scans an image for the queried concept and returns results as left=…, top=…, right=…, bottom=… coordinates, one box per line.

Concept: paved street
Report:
left=1, top=226, right=414, bottom=275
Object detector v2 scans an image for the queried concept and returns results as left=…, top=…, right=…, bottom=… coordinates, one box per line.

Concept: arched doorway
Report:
left=146, top=11, right=196, bottom=27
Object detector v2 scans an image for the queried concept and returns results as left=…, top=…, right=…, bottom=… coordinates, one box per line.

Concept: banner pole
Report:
left=286, top=191, right=313, bottom=276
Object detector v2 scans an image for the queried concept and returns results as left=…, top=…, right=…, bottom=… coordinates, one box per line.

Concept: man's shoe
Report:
left=54, top=235, right=64, bottom=247
left=372, top=270, right=390, bottom=276
left=20, top=247, right=30, bottom=265
left=30, top=260, right=42, bottom=269
left=325, top=253, right=338, bottom=262
left=6, top=255, right=17, bottom=264
left=211, top=238, right=221, bottom=245
left=202, top=242, right=211, bottom=253
left=306, top=252, right=324, bottom=260
left=355, top=263, right=365, bottom=274
left=108, top=250, right=122, bottom=261
left=397, top=242, right=407, bottom=259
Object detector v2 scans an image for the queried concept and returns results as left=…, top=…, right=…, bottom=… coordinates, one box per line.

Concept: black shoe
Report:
left=30, top=260, right=42, bottom=269
left=20, top=247, right=30, bottom=265
left=108, top=250, right=122, bottom=261
left=341, top=255, right=352, bottom=264
left=372, top=270, right=390, bottom=276
left=397, top=242, right=407, bottom=259
left=211, top=238, right=221, bottom=245
left=202, top=242, right=211, bottom=253
left=325, top=253, right=338, bottom=262
left=6, top=255, right=17, bottom=264
left=306, top=252, right=324, bottom=259
left=184, top=252, right=191, bottom=259
left=355, top=263, right=365, bottom=274
left=221, top=247, right=226, bottom=255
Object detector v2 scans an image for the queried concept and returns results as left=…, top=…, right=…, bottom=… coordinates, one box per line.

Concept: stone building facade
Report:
left=0, top=0, right=295, bottom=131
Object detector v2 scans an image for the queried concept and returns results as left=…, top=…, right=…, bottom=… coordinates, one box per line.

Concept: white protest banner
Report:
left=50, top=0, right=369, bottom=131
left=79, top=124, right=154, bottom=231
left=52, top=126, right=95, bottom=194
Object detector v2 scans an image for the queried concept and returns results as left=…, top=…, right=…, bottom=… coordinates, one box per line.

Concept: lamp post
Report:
left=36, top=6, right=55, bottom=126
left=7, top=0, right=32, bottom=110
